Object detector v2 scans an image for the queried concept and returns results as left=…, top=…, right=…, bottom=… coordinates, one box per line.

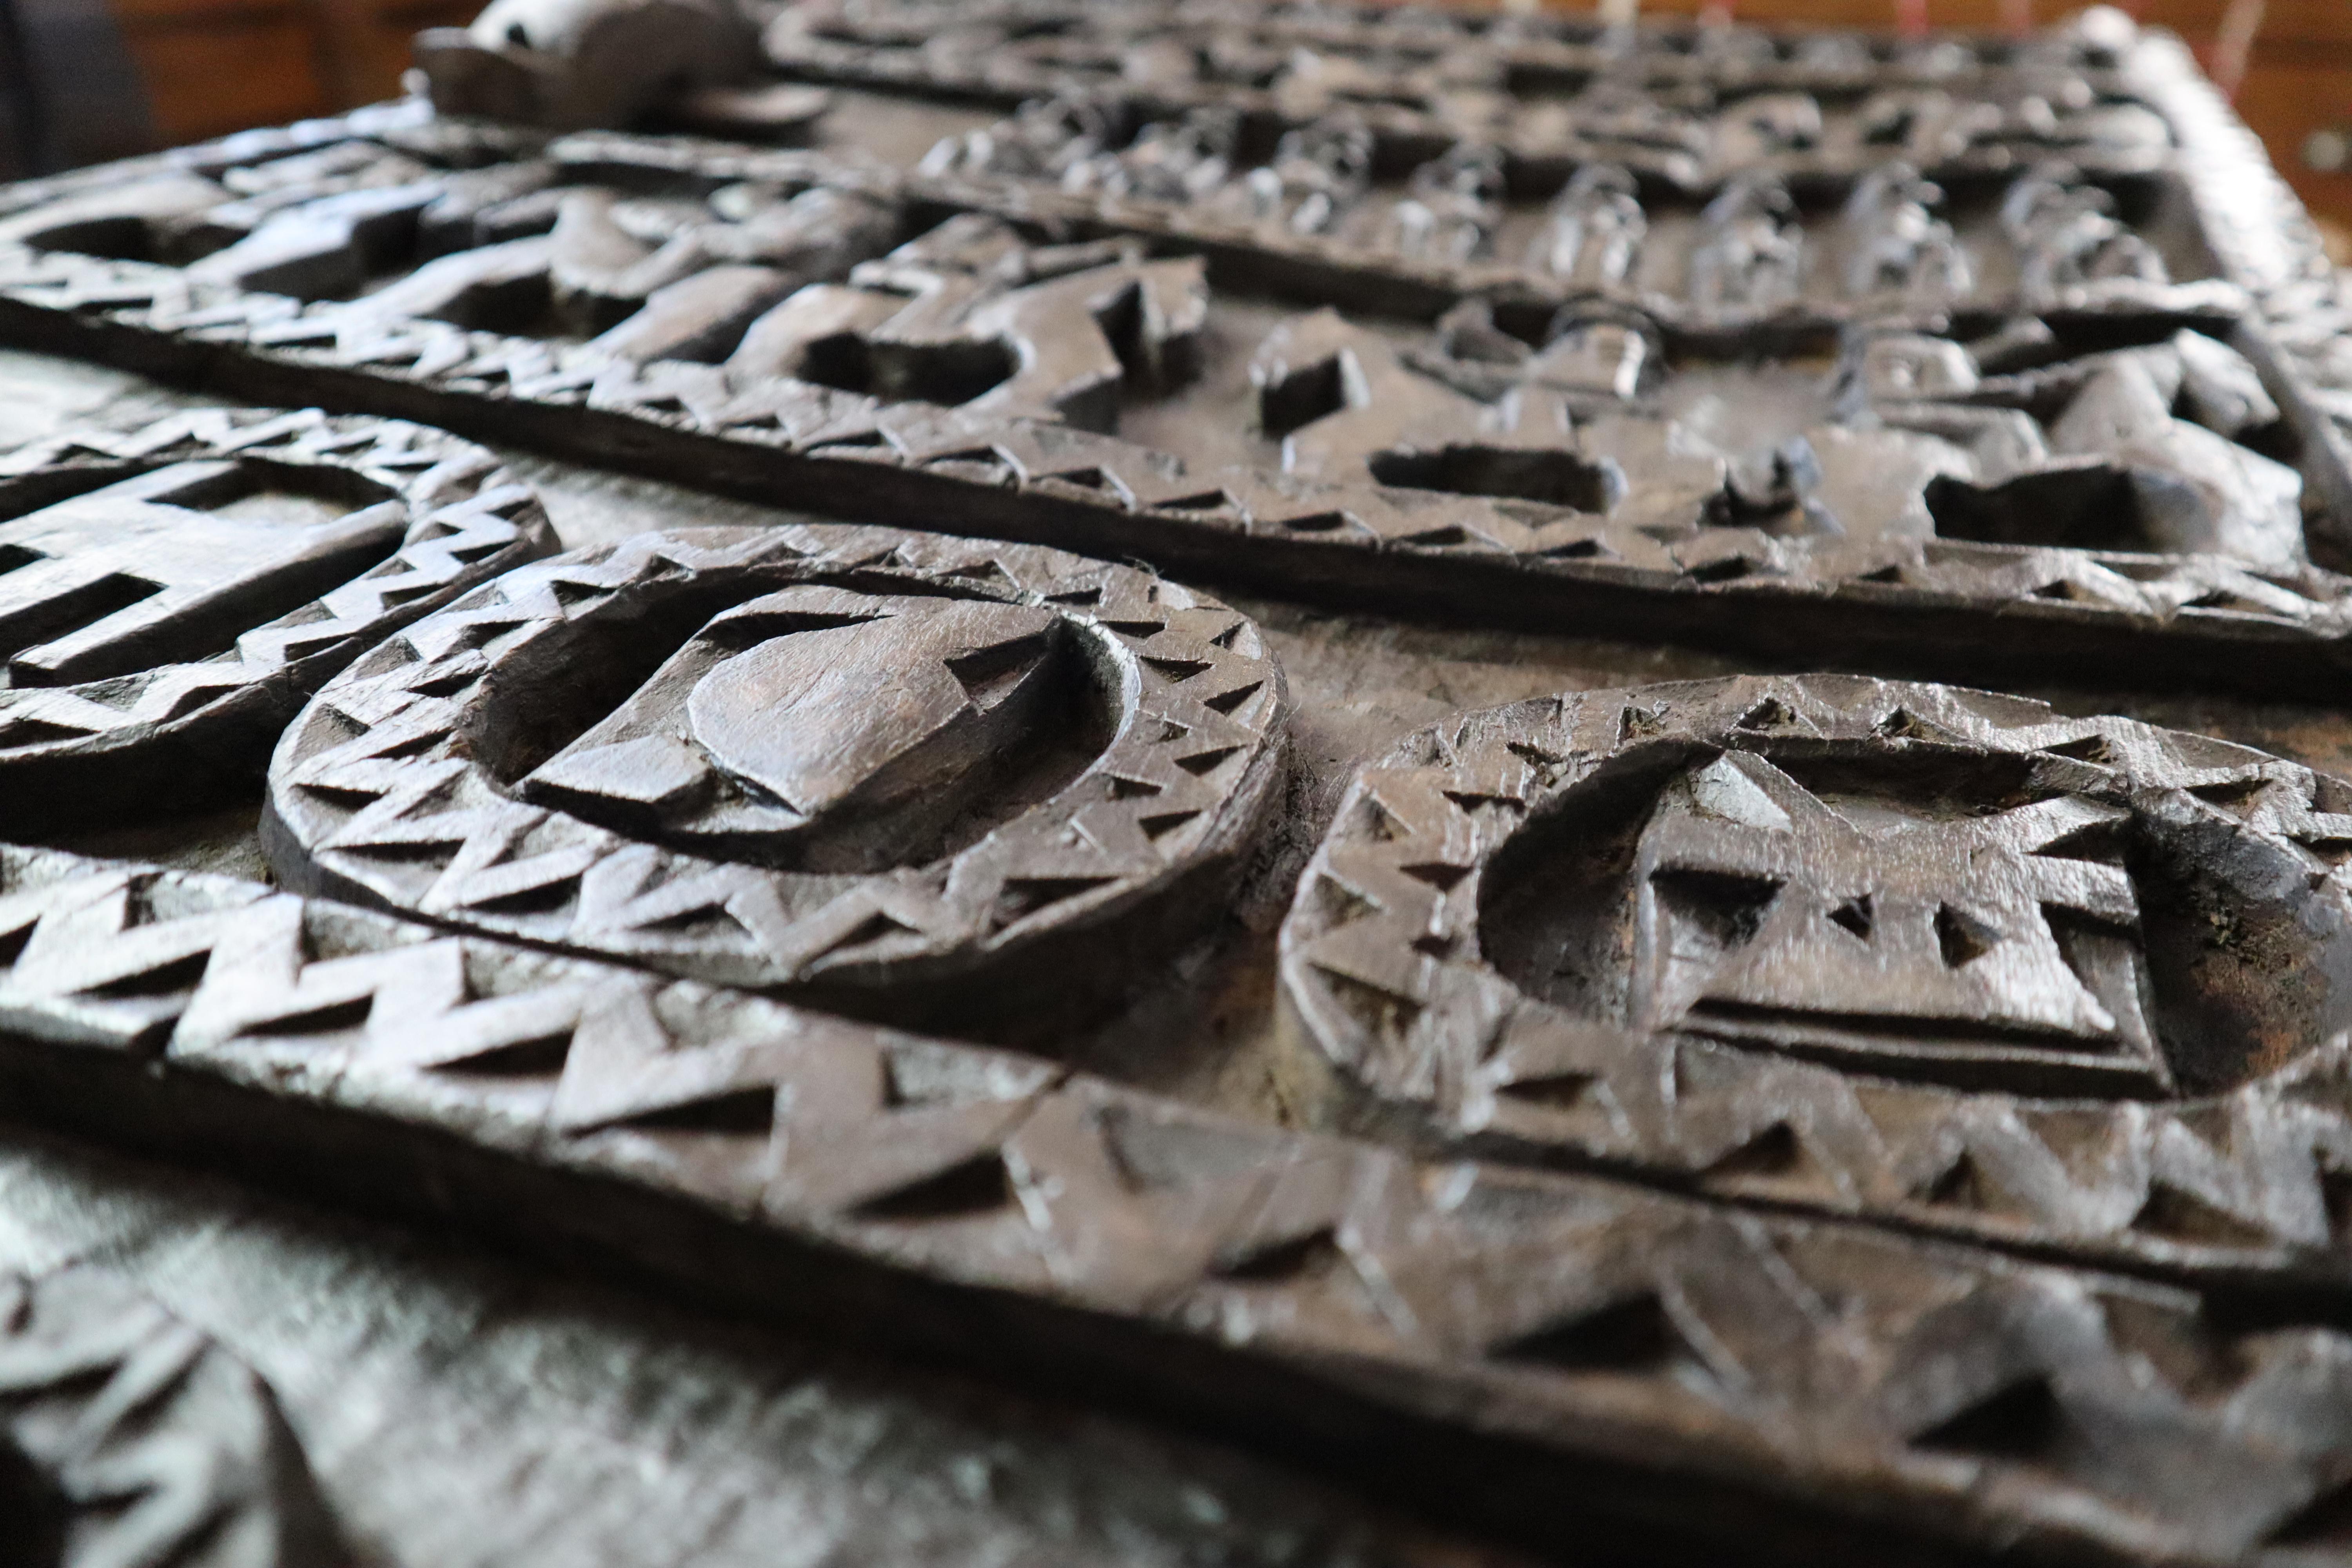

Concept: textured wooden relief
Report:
left=0, top=12, right=2343, bottom=692
left=261, top=524, right=1284, bottom=1025
left=917, top=89, right=2196, bottom=327
left=13, top=840, right=2352, bottom=1564
left=0, top=407, right=553, bottom=830
left=0, top=1263, right=341, bottom=1568
left=1279, top=673, right=2352, bottom=1285
left=769, top=0, right=2177, bottom=182
left=5, top=3, right=2352, bottom=1563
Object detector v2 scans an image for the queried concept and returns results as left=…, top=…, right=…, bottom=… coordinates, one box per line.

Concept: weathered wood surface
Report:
left=0, top=17, right=2344, bottom=694
left=13, top=829, right=2352, bottom=1568
left=0, top=1262, right=342, bottom=1568
left=4, top=4, right=2352, bottom=1564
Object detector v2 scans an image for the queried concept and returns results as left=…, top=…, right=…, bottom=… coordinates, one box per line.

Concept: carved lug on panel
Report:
left=412, top=0, right=760, bottom=131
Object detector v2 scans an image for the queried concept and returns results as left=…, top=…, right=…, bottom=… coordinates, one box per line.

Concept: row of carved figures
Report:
left=776, top=0, right=2156, bottom=131
left=926, top=99, right=2168, bottom=304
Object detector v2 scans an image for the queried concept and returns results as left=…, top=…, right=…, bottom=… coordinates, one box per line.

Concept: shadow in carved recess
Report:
left=1478, top=737, right=2342, bottom=1100
left=739, top=215, right=1208, bottom=432
left=1260, top=299, right=2321, bottom=573
left=1280, top=676, right=2352, bottom=1279
left=501, top=581, right=1115, bottom=873
left=264, top=526, right=1286, bottom=1045
left=0, top=1439, right=64, bottom=1568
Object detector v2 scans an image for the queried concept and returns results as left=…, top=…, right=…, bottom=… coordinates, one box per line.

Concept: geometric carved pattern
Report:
left=911, top=70, right=2192, bottom=333
left=262, top=525, right=1285, bottom=1014
left=0, top=1262, right=342, bottom=1568
left=0, top=405, right=554, bottom=829
left=1249, top=302, right=2331, bottom=583
left=6, top=11, right=2352, bottom=1561
left=771, top=2, right=2175, bottom=205
left=0, top=67, right=2346, bottom=693
left=7, top=841, right=2352, bottom=1563
left=1279, top=673, right=2352, bottom=1279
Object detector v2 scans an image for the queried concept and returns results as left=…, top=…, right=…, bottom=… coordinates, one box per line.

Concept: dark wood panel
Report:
left=89, top=0, right=2352, bottom=230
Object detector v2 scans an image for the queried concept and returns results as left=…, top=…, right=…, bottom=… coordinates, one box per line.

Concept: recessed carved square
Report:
left=1281, top=673, right=2352, bottom=1272
left=263, top=523, right=1285, bottom=1028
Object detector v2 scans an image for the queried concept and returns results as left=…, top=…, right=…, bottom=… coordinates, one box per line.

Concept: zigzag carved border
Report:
left=260, top=523, right=1287, bottom=1009
left=0, top=404, right=555, bottom=830
left=1278, top=673, right=2352, bottom=1286
left=5, top=842, right=2352, bottom=1564
left=0, top=103, right=2346, bottom=695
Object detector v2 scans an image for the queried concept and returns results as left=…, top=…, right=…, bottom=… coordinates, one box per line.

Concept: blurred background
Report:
left=0, top=0, right=2345, bottom=234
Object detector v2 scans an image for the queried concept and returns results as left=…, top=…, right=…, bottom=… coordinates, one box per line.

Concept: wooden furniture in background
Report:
left=110, top=0, right=472, bottom=143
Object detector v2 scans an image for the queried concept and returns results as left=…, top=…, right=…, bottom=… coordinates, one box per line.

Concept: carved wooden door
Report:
left=0, top=5, right=2350, bottom=1564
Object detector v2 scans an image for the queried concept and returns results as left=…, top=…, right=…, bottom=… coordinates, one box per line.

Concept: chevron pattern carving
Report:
left=0, top=404, right=554, bottom=828
left=1280, top=673, right=2352, bottom=1284
left=262, top=524, right=1286, bottom=1007
left=0, top=1262, right=342, bottom=1568
left=0, top=76, right=2345, bottom=694
left=8, top=842, right=2352, bottom=1563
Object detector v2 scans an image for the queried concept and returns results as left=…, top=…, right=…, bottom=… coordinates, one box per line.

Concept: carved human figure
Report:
left=1688, top=172, right=1804, bottom=315
left=1057, top=109, right=1240, bottom=204
left=1226, top=118, right=1373, bottom=236
left=1528, top=163, right=1646, bottom=288
left=2002, top=162, right=2169, bottom=299
left=1840, top=161, right=1971, bottom=303
left=1377, top=145, right=1504, bottom=264
left=920, top=95, right=1118, bottom=185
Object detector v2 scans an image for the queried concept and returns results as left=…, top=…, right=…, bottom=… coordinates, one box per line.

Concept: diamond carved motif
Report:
left=1279, top=674, right=2352, bottom=1273
left=262, top=523, right=1287, bottom=1028
left=1633, top=750, right=2163, bottom=1096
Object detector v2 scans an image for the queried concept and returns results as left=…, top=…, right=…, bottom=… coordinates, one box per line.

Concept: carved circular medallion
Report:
left=1280, top=674, right=2352, bottom=1267
left=0, top=407, right=555, bottom=829
left=264, top=524, right=1286, bottom=1023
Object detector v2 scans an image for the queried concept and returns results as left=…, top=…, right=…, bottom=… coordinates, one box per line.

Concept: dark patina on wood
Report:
left=0, top=4, right=2347, bottom=1565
